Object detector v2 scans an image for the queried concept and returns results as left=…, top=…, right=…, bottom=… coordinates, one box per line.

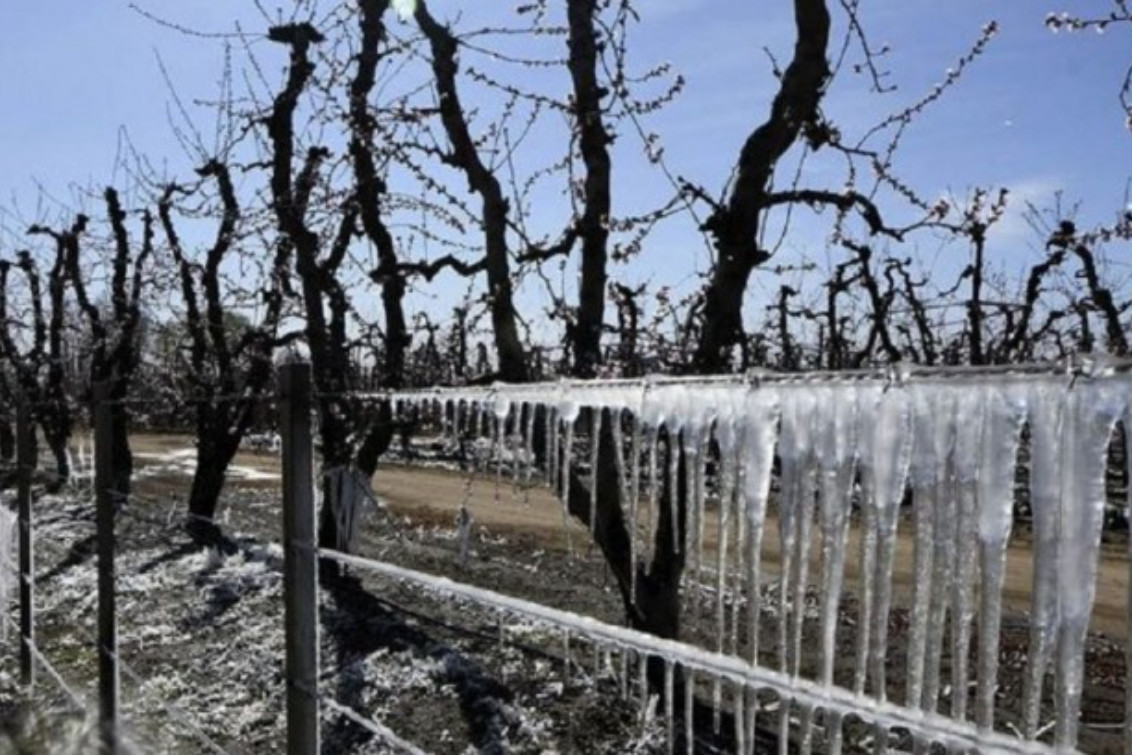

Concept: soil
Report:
left=0, top=432, right=1127, bottom=753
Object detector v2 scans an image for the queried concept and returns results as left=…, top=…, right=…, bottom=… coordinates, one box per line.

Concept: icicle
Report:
left=715, top=412, right=739, bottom=662
left=669, top=421, right=683, bottom=554
left=620, top=649, right=629, bottom=699
left=693, top=425, right=710, bottom=612
left=0, top=505, right=14, bottom=643
left=922, top=392, right=957, bottom=713
left=523, top=401, right=536, bottom=506
left=610, top=410, right=636, bottom=603
left=867, top=382, right=912, bottom=702
left=680, top=418, right=707, bottom=609
left=639, top=383, right=675, bottom=556
left=665, top=659, right=675, bottom=755
left=852, top=388, right=878, bottom=697
left=974, top=384, right=1026, bottom=732
left=510, top=403, right=524, bottom=499
left=684, top=669, right=695, bottom=755
left=638, top=652, right=650, bottom=715
left=646, top=424, right=661, bottom=565
left=746, top=689, right=760, bottom=755
left=905, top=384, right=940, bottom=709
left=590, top=407, right=603, bottom=536
left=562, top=628, right=572, bottom=677
left=788, top=401, right=819, bottom=680
left=492, top=397, right=509, bottom=503
left=776, top=391, right=817, bottom=677
left=453, top=399, right=463, bottom=446
left=1020, top=386, right=1064, bottom=736
left=560, top=403, right=578, bottom=514
left=815, top=386, right=859, bottom=692
left=548, top=405, right=559, bottom=489
left=733, top=682, right=746, bottom=755
left=729, top=448, right=748, bottom=658
left=712, top=673, right=722, bottom=734
left=742, top=391, right=779, bottom=668
left=628, top=411, right=643, bottom=605
left=777, top=694, right=790, bottom=755
left=798, top=701, right=815, bottom=755
left=950, top=389, right=984, bottom=722
left=825, top=709, right=844, bottom=755
left=549, top=404, right=574, bottom=555
left=1054, top=380, right=1124, bottom=750
left=473, top=401, right=485, bottom=472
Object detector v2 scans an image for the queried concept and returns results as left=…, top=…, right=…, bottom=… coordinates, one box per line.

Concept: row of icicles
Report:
left=386, top=374, right=1131, bottom=752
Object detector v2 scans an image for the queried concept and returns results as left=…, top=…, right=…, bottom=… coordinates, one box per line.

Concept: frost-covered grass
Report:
left=0, top=486, right=666, bottom=754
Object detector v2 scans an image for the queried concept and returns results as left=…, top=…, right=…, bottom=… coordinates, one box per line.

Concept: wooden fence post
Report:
left=280, top=362, right=319, bottom=754
left=93, top=381, right=119, bottom=754
left=15, top=396, right=33, bottom=687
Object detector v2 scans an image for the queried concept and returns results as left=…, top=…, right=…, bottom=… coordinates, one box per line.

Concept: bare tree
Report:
left=263, top=4, right=414, bottom=553
left=0, top=233, right=77, bottom=486
left=64, top=189, right=153, bottom=498
left=158, top=158, right=291, bottom=545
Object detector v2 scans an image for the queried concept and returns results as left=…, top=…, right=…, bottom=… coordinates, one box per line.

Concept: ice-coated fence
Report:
left=385, top=363, right=1132, bottom=753
left=7, top=361, right=1132, bottom=753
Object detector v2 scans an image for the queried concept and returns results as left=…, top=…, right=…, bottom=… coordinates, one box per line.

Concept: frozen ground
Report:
left=1, top=433, right=1129, bottom=752
left=0, top=485, right=672, bottom=754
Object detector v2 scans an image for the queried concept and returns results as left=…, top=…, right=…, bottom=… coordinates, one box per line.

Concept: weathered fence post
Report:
left=280, top=362, right=319, bottom=754
left=93, top=381, right=119, bottom=754
left=15, top=396, right=33, bottom=687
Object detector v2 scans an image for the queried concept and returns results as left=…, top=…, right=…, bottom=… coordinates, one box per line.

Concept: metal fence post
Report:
left=15, top=396, right=33, bottom=687
left=280, top=362, right=319, bottom=754
left=93, top=381, right=119, bottom=754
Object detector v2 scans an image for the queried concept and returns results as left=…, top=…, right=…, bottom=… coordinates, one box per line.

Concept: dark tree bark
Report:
left=64, top=191, right=152, bottom=499
left=693, top=0, right=832, bottom=373
left=966, top=221, right=987, bottom=365
left=1072, top=241, right=1129, bottom=356
left=1002, top=248, right=1067, bottom=361
left=566, top=0, right=613, bottom=379
left=7, top=218, right=83, bottom=488
left=354, top=0, right=409, bottom=392
left=612, top=283, right=646, bottom=377
left=415, top=1, right=528, bottom=382
left=844, top=240, right=902, bottom=365
left=266, top=11, right=407, bottom=555
left=159, top=157, right=290, bottom=546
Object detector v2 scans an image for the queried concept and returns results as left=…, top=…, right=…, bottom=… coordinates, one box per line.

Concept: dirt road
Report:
left=127, top=433, right=1131, bottom=640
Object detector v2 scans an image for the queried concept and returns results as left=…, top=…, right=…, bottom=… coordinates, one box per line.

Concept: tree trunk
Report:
left=567, top=0, right=612, bottom=379
left=43, top=426, right=71, bottom=491
left=693, top=0, right=831, bottom=374
left=110, top=404, right=132, bottom=500
left=0, top=418, right=15, bottom=462
left=695, top=248, right=761, bottom=373
left=187, top=432, right=242, bottom=546
left=552, top=411, right=687, bottom=642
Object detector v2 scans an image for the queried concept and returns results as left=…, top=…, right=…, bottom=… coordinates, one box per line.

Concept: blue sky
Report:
left=1, top=1, right=1130, bottom=335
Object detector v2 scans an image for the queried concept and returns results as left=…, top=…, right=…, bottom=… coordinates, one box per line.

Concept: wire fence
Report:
left=5, top=360, right=1132, bottom=753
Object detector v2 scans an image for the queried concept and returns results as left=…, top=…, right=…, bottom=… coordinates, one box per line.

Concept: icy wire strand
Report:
left=318, top=357, right=1132, bottom=404
left=306, top=685, right=432, bottom=755
left=0, top=540, right=231, bottom=754
left=88, top=392, right=277, bottom=408
left=311, top=545, right=1057, bottom=755
left=1, top=498, right=220, bottom=752
left=2, top=613, right=89, bottom=712
left=0, top=552, right=90, bottom=714
left=68, top=618, right=233, bottom=755
left=113, top=643, right=231, bottom=755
